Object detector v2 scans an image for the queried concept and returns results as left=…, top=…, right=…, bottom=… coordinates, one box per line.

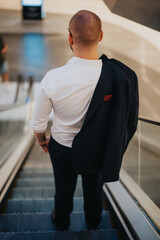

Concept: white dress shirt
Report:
left=30, top=57, right=102, bottom=147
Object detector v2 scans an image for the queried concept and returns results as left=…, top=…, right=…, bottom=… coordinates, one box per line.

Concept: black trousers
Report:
left=48, top=137, right=103, bottom=230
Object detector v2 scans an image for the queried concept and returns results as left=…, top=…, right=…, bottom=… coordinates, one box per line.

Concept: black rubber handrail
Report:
left=0, top=75, right=34, bottom=112
left=138, top=117, right=160, bottom=126
left=27, top=75, right=33, bottom=98
left=14, top=74, right=24, bottom=103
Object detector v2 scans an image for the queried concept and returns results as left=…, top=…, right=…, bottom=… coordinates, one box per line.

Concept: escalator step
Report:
left=11, top=187, right=83, bottom=198
left=0, top=211, right=111, bottom=232
left=6, top=198, right=84, bottom=213
left=19, top=172, right=83, bottom=179
left=21, top=168, right=53, bottom=174
left=19, top=172, right=54, bottom=178
left=16, top=177, right=82, bottom=187
left=0, top=230, right=119, bottom=240
left=24, top=158, right=51, bottom=162
left=16, top=178, right=55, bottom=187
left=23, top=163, right=52, bottom=168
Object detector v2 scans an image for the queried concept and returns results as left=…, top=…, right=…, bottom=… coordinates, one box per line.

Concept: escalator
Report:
left=0, top=79, right=160, bottom=239
left=0, top=141, right=120, bottom=240
left=0, top=128, right=160, bottom=239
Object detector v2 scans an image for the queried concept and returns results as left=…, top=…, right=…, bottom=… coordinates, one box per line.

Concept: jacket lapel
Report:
left=82, top=55, right=114, bottom=128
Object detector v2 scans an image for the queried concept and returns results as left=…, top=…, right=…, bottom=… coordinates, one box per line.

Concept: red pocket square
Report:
left=104, top=95, right=112, bottom=101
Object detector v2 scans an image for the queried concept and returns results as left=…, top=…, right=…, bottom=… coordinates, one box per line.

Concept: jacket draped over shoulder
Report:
left=71, top=54, right=139, bottom=182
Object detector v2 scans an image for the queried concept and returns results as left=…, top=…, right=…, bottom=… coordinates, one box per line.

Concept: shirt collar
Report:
left=67, top=57, right=102, bottom=66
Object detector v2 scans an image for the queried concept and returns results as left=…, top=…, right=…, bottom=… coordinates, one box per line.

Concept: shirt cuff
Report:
left=30, top=120, right=47, bottom=133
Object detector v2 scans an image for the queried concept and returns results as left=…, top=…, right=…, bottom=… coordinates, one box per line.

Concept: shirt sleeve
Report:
left=30, top=74, right=53, bottom=133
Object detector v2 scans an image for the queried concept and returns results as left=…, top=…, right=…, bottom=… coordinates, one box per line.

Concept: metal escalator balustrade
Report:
left=121, top=118, right=160, bottom=232
left=0, top=142, right=119, bottom=240
left=0, top=74, right=34, bottom=168
left=0, top=74, right=33, bottom=112
left=1, top=76, right=159, bottom=239
left=0, top=75, right=35, bottom=203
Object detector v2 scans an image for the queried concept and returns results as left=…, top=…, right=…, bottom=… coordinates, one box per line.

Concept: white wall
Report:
left=0, top=0, right=21, bottom=10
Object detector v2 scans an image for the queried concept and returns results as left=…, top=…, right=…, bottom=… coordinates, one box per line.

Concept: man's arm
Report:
left=30, top=76, right=53, bottom=153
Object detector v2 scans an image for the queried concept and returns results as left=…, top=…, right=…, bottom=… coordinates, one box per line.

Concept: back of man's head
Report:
left=69, top=10, right=102, bottom=47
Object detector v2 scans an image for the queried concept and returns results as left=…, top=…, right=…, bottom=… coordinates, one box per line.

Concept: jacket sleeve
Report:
left=123, top=71, right=139, bottom=154
left=101, top=63, right=139, bottom=182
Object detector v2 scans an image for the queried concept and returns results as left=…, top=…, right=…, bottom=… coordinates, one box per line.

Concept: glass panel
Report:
left=122, top=120, right=160, bottom=208
left=0, top=103, right=31, bottom=167
left=140, top=121, right=160, bottom=208
left=122, top=126, right=139, bottom=185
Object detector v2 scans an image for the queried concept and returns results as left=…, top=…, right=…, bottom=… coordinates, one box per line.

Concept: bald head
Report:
left=69, top=10, right=102, bottom=47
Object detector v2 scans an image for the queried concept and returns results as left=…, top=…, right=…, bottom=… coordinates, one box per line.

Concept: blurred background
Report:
left=0, top=1, right=159, bottom=239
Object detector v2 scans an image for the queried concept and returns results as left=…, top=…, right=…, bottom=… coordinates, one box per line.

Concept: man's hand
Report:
left=38, top=136, right=50, bottom=153
left=33, top=131, right=50, bottom=153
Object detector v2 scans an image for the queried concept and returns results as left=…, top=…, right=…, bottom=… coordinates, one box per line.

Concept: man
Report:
left=0, top=35, right=9, bottom=82
left=31, top=10, right=138, bottom=231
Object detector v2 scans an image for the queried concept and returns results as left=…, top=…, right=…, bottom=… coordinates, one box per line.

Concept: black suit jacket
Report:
left=71, top=54, right=139, bottom=182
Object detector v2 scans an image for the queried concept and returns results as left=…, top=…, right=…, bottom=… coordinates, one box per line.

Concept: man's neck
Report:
left=73, top=46, right=99, bottom=60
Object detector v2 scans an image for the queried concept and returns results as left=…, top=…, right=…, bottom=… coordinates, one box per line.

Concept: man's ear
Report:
left=68, top=33, right=73, bottom=45
left=99, top=30, right=103, bottom=42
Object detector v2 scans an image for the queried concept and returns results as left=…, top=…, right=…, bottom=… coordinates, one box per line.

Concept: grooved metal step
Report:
left=21, top=168, right=53, bottom=174
left=16, top=177, right=82, bottom=188
left=6, top=198, right=84, bottom=213
left=23, top=163, right=52, bottom=168
left=11, top=187, right=83, bottom=198
left=0, top=211, right=111, bottom=232
left=0, top=230, right=119, bottom=240
left=24, top=159, right=51, bottom=163
left=19, top=172, right=54, bottom=178
left=16, top=178, right=55, bottom=187
left=0, top=141, right=120, bottom=240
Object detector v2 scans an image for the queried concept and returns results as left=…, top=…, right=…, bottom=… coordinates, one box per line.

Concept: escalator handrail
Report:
left=14, top=74, right=23, bottom=103
left=0, top=75, right=34, bottom=112
left=103, top=181, right=160, bottom=239
left=138, top=117, right=160, bottom=126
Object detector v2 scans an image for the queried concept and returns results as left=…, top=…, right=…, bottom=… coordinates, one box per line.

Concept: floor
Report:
left=2, top=34, right=72, bottom=82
